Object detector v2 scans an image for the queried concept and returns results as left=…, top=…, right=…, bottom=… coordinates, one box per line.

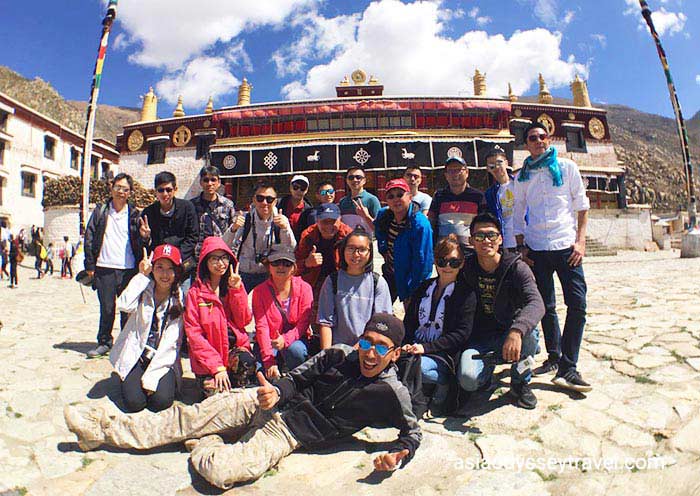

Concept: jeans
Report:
left=529, top=247, right=587, bottom=374
left=121, top=360, right=176, bottom=413
left=93, top=267, right=137, bottom=347
left=420, top=355, right=450, bottom=385
left=277, top=338, right=309, bottom=371
left=458, top=328, right=539, bottom=392
left=61, top=258, right=73, bottom=278
left=241, top=271, right=268, bottom=292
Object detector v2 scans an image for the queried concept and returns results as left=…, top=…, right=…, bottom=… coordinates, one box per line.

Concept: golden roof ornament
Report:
left=507, top=82, right=518, bottom=102
left=237, top=77, right=251, bottom=106
left=339, top=75, right=350, bottom=86
left=205, top=96, right=214, bottom=114
left=473, top=68, right=486, bottom=96
left=351, top=69, right=367, bottom=85
left=140, top=86, right=158, bottom=122
left=368, top=74, right=380, bottom=85
left=538, top=73, right=553, bottom=104
left=173, top=95, right=185, bottom=117
left=571, top=74, right=592, bottom=108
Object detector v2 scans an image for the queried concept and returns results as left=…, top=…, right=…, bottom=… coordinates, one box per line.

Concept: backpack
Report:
left=330, top=271, right=381, bottom=316
left=396, top=353, right=429, bottom=419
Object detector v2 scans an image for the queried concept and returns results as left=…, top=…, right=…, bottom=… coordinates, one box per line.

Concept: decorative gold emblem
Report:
left=351, top=69, right=367, bottom=84
left=203, top=119, right=211, bottom=128
left=127, top=130, right=144, bottom=151
left=568, top=112, right=576, bottom=120
left=588, top=117, right=605, bottom=140
left=537, top=113, right=555, bottom=135
left=513, top=109, right=522, bottom=117
left=156, top=125, right=163, bottom=133
left=172, top=125, right=192, bottom=147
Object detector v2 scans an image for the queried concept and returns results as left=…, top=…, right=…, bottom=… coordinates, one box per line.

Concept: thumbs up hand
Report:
left=256, top=371, right=279, bottom=410
left=305, top=245, right=323, bottom=268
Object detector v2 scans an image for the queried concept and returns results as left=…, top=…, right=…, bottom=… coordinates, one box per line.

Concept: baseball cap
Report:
left=485, top=145, right=507, bottom=160
left=384, top=178, right=410, bottom=193
left=267, top=246, right=296, bottom=264
left=290, top=175, right=309, bottom=186
left=152, top=244, right=182, bottom=266
left=316, top=203, right=341, bottom=221
left=364, top=313, right=405, bottom=348
left=445, top=155, right=467, bottom=167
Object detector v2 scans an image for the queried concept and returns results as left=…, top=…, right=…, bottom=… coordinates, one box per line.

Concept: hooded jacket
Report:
left=184, top=236, right=252, bottom=376
left=295, top=220, right=353, bottom=292
left=460, top=251, right=545, bottom=339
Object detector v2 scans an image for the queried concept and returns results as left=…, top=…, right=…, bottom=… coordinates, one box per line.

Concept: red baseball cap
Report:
left=152, top=244, right=182, bottom=267
left=384, top=178, right=410, bottom=193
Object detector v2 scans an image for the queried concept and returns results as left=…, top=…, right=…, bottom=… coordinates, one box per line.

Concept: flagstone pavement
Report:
left=0, top=250, right=699, bottom=495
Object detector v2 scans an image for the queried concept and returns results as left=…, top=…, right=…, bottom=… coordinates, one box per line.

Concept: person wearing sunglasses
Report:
left=252, top=246, right=313, bottom=380
left=140, top=171, right=199, bottom=282
left=374, top=178, right=434, bottom=304
left=84, top=173, right=143, bottom=358
left=484, top=145, right=518, bottom=252
left=296, top=180, right=336, bottom=233
left=277, top=175, right=313, bottom=242
left=513, top=122, right=592, bottom=393
left=316, top=228, right=392, bottom=349
left=457, top=213, right=545, bottom=409
left=226, top=180, right=296, bottom=291
left=402, top=234, right=476, bottom=416
left=191, top=166, right=237, bottom=263
left=339, top=167, right=381, bottom=233
left=64, top=313, right=420, bottom=489
left=403, top=166, right=432, bottom=215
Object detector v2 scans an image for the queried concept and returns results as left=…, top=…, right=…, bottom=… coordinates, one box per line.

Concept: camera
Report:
left=142, top=345, right=156, bottom=362
left=255, top=252, right=269, bottom=264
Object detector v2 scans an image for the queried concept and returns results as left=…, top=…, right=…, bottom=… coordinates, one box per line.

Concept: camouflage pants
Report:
left=100, top=387, right=300, bottom=488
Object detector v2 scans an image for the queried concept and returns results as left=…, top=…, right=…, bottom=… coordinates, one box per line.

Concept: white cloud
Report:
left=696, top=74, right=700, bottom=85
left=516, top=0, right=574, bottom=28
left=155, top=57, right=240, bottom=108
left=468, top=6, right=491, bottom=26
left=591, top=33, right=607, bottom=48
left=281, top=0, right=587, bottom=101
left=623, top=0, right=687, bottom=36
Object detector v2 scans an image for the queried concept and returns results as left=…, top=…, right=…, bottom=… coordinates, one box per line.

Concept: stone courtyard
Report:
left=1, top=250, right=700, bottom=495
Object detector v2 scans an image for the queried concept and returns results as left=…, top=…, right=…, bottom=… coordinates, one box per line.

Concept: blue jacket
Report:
left=375, top=203, right=434, bottom=301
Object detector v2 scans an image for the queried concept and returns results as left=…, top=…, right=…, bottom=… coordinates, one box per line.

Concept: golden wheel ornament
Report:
left=172, top=125, right=192, bottom=147
left=537, top=113, right=555, bottom=135
left=127, top=130, right=144, bottom=151
left=588, top=117, right=606, bottom=140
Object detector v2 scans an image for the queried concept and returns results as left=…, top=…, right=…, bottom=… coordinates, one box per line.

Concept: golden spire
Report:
left=339, top=75, right=350, bottom=86
left=368, top=74, right=380, bottom=85
left=537, top=73, right=553, bottom=104
left=173, top=95, right=185, bottom=117
left=507, top=82, right=518, bottom=102
left=140, top=86, right=158, bottom=122
left=205, top=96, right=214, bottom=114
left=571, top=74, right=592, bottom=107
left=237, top=78, right=251, bottom=106
left=473, top=68, right=486, bottom=96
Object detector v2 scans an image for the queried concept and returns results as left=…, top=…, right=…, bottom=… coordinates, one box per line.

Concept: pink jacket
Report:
left=252, top=276, right=313, bottom=370
left=184, top=237, right=252, bottom=376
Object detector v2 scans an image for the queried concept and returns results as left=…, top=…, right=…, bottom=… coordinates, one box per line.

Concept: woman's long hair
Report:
left=337, top=227, right=374, bottom=273
left=198, top=253, right=232, bottom=298
left=152, top=261, right=184, bottom=319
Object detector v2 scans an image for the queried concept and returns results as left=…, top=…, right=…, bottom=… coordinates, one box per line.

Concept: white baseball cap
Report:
left=290, top=175, right=309, bottom=186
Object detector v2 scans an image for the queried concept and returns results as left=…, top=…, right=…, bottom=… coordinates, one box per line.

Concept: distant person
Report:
left=191, top=166, right=236, bottom=262
left=338, top=167, right=380, bottom=233
left=484, top=145, right=517, bottom=251
left=8, top=234, right=20, bottom=288
left=297, top=180, right=336, bottom=234
left=44, top=242, right=54, bottom=276
left=277, top=175, right=313, bottom=242
left=0, top=221, right=9, bottom=280
left=84, top=173, right=142, bottom=358
left=60, top=236, right=74, bottom=279
left=404, top=166, right=432, bottom=215
left=33, top=232, right=45, bottom=279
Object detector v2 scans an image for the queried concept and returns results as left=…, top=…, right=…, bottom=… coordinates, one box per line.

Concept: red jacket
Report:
left=184, top=236, right=252, bottom=376
left=252, top=276, right=313, bottom=370
left=295, top=221, right=353, bottom=292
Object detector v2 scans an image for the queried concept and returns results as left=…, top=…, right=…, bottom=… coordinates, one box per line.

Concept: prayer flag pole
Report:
left=80, top=1, right=118, bottom=234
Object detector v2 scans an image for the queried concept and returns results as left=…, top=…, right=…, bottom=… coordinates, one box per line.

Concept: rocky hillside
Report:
left=0, top=65, right=139, bottom=143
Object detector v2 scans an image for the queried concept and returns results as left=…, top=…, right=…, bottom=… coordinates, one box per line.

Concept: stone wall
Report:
left=43, top=204, right=85, bottom=268
left=587, top=207, right=652, bottom=250
left=118, top=148, right=204, bottom=200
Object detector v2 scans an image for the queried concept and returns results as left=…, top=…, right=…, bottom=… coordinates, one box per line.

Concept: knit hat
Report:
left=364, top=313, right=405, bottom=347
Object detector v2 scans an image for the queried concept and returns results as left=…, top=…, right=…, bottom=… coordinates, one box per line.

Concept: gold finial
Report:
left=140, top=86, right=158, bottom=122
left=473, top=68, right=486, bottom=96
left=538, top=73, right=553, bottom=104
left=571, top=74, right=592, bottom=107
left=507, top=82, right=518, bottom=102
left=173, top=95, right=185, bottom=117
left=368, top=74, right=380, bottom=85
left=237, top=77, right=251, bottom=106
left=205, top=96, right=214, bottom=114
left=339, top=75, right=350, bottom=86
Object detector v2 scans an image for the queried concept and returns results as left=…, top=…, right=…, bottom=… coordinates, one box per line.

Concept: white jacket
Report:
left=110, top=273, right=183, bottom=392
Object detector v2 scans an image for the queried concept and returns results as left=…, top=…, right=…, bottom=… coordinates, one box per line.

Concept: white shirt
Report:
left=497, top=181, right=517, bottom=249
left=96, top=203, right=136, bottom=269
left=411, top=191, right=432, bottom=212
left=513, top=158, right=590, bottom=251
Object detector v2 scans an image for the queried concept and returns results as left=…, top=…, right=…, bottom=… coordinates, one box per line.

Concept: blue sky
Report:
left=1, top=0, right=698, bottom=120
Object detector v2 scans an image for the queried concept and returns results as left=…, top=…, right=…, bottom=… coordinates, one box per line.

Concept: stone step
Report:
left=586, top=236, right=617, bottom=257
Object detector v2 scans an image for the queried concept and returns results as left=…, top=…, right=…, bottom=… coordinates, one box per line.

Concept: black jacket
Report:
left=83, top=202, right=142, bottom=272
left=277, top=195, right=313, bottom=241
left=274, top=345, right=421, bottom=466
left=460, top=251, right=545, bottom=339
left=141, top=198, right=199, bottom=271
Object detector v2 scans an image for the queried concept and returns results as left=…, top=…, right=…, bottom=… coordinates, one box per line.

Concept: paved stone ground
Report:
left=1, top=250, right=700, bottom=495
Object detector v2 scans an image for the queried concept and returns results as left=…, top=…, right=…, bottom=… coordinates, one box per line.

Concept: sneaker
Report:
left=552, top=369, right=592, bottom=393
left=63, top=405, right=107, bottom=451
left=510, top=383, right=537, bottom=410
left=86, top=344, right=111, bottom=358
left=534, top=357, right=559, bottom=376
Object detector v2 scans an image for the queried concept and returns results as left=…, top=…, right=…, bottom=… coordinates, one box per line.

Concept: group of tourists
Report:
left=64, top=122, right=592, bottom=489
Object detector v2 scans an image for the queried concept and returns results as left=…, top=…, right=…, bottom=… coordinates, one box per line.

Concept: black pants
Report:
left=93, top=267, right=136, bottom=346
left=381, top=263, right=398, bottom=303
left=9, top=258, right=18, bottom=286
left=121, top=359, right=176, bottom=413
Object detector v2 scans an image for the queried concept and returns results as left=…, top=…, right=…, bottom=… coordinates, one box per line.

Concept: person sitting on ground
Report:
left=402, top=234, right=476, bottom=415
left=296, top=180, right=336, bottom=234
left=110, top=244, right=184, bottom=413
left=185, top=237, right=253, bottom=398
left=277, top=175, right=313, bottom=242
left=457, top=213, right=545, bottom=409
left=316, top=228, right=392, bottom=348
left=225, top=180, right=296, bottom=291
left=64, top=313, right=421, bottom=490
left=252, top=247, right=313, bottom=379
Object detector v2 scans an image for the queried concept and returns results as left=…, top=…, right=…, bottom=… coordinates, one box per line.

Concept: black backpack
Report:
left=396, top=353, right=429, bottom=419
left=237, top=212, right=281, bottom=260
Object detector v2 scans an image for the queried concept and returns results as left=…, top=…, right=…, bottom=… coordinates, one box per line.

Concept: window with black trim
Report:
left=0, top=139, right=5, bottom=165
left=147, top=140, right=166, bottom=164
left=566, top=129, right=587, bottom=153
left=0, top=111, right=8, bottom=131
left=196, top=134, right=215, bottom=160
left=0, top=177, right=4, bottom=206
left=510, top=121, right=528, bottom=149
left=21, top=171, right=36, bottom=197
left=70, top=148, right=80, bottom=170
left=44, top=135, right=56, bottom=160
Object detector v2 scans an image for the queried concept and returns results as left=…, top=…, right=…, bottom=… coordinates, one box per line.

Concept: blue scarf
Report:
left=518, top=146, right=563, bottom=187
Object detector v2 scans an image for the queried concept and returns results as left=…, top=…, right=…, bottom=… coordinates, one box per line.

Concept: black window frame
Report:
left=565, top=128, right=587, bottom=153
left=510, top=121, right=528, bottom=149
left=0, top=111, right=8, bottom=131
left=44, top=135, right=56, bottom=160
left=21, top=170, right=37, bottom=197
left=70, top=148, right=80, bottom=170
left=195, top=134, right=215, bottom=160
left=0, top=139, right=5, bottom=165
left=147, top=140, right=167, bottom=165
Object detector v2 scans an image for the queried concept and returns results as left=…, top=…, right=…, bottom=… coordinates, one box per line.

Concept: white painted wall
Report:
left=587, top=207, right=652, bottom=250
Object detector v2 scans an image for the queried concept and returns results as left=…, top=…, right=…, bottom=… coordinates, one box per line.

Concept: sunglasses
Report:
left=347, top=174, right=365, bottom=181
left=527, top=133, right=548, bottom=142
left=292, top=183, right=308, bottom=191
left=486, top=160, right=506, bottom=170
left=255, top=195, right=277, bottom=204
left=201, top=177, right=219, bottom=183
left=386, top=191, right=405, bottom=200
left=358, top=338, right=396, bottom=357
left=112, top=186, right=130, bottom=193
left=156, top=187, right=174, bottom=193
left=319, top=188, right=335, bottom=196
left=270, top=259, right=294, bottom=267
left=436, top=257, right=462, bottom=268
left=472, top=232, right=501, bottom=242
left=207, top=255, right=230, bottom=265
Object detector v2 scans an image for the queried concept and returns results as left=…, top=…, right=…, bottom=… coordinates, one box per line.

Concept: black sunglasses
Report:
left=347, top=174, right=365, bottom=181
left=157, top=187, right=174, bottom=193
left=270, top=259, right=294, bottom=267
left=255, top=195, right=276, bottom=204
left=436, top=257, right=462, bottom=268
left=472, top=232, right=501, bottom=242
left=527, top=133, right=548, bottom=142
left=291, top=183, right=308, bottom=191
